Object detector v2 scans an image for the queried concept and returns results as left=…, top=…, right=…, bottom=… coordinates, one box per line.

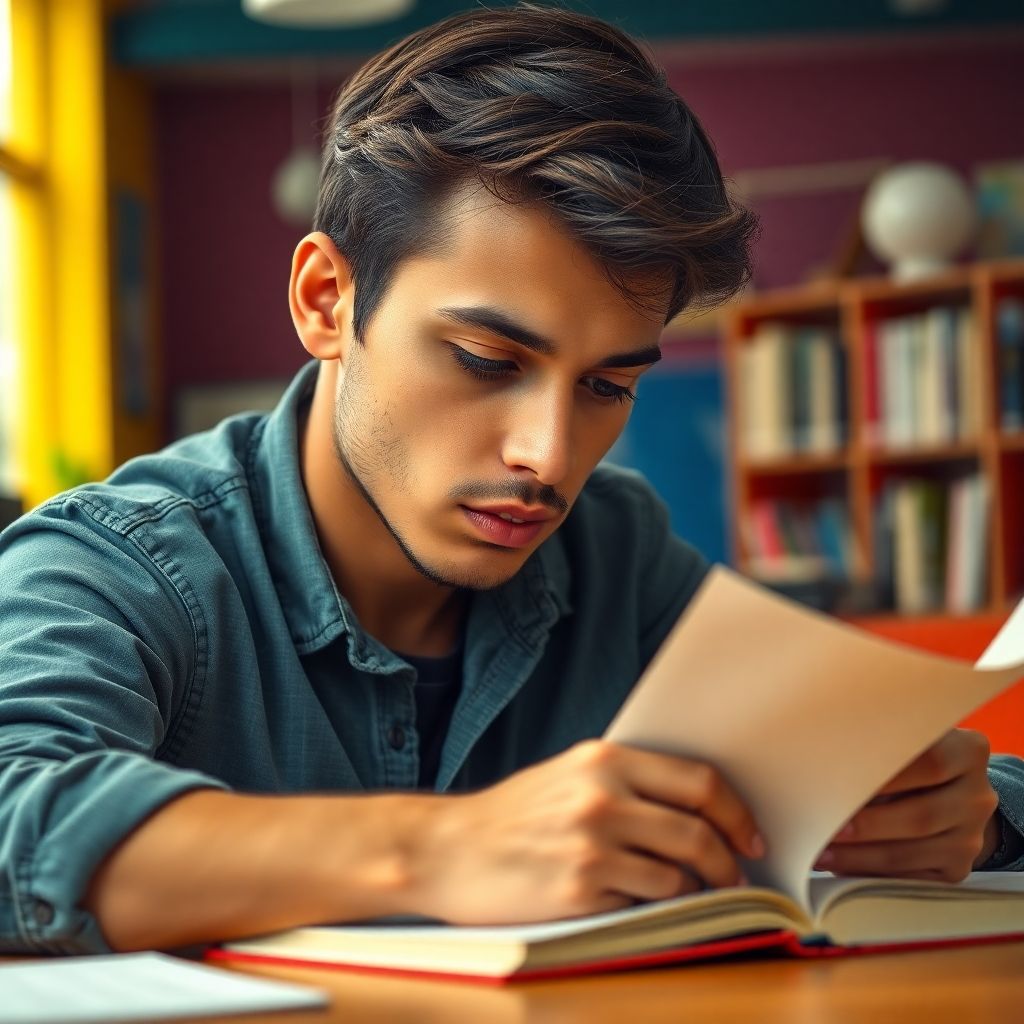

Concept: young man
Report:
left=1, top=3, right=1021, bottom=955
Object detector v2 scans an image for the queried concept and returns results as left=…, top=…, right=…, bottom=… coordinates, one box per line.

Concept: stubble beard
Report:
left=331, top=382, right=514, bottom=594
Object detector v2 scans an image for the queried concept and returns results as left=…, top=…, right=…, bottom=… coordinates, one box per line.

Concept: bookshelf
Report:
left=724, top=258, right=1024, bottom=621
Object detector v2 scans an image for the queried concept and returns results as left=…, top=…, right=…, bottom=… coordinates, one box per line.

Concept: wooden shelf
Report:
left=867, top=442, right=981, bottom=466
left=987, top=258, right=1024, bottom=284
left=725, top=258, right=1024, bottom=621
left=740, top=452, right=849, bottom=475
left=730, top=281, right=842, bottom=322
left=850, top=264, right=974, bottom=305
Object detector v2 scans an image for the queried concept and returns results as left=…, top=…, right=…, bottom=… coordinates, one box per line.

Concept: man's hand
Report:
left=409, top=739, right=765, bottom=925
left=815, top=728, right=1000, bottom=882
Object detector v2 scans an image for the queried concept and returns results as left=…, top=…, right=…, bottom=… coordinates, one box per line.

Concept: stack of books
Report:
left=874, top=473, right=989, bottom=614
left=744, top=498, right=855, bottom=583
left=738, top=323, right=847, bottom=461
left=863, top=306, right=979, bottom=449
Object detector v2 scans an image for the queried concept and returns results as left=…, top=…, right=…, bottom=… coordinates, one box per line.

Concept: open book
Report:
left=212, top=871, right=1024, bottom=981
left=213, top=568, right=1024, bottom=982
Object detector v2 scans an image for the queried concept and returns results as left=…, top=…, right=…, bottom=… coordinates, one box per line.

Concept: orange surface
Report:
left=852, top=614, right=1024, bottom=756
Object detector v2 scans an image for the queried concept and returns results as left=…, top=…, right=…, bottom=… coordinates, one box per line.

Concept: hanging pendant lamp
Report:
left=242, top=0, right=415, bottom=28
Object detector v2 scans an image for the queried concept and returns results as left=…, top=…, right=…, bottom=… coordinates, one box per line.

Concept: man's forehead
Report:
left=429, top=189, right=671, bottom=310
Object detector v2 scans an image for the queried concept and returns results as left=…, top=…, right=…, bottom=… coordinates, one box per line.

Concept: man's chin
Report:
left=413, top=544, right=536, bottom=592
left=431, top=559, right=529, bottom=593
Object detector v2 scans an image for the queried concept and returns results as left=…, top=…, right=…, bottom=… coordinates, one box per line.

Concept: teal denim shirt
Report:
left=1, top=360, right=1022, bottom=955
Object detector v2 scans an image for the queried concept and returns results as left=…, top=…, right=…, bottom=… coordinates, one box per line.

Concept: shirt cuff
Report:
left=10, top=754, right=229, bottom=954
left=982, top=757, right=1024, bottom=872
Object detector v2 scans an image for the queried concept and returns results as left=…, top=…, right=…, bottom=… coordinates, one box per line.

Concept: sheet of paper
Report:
left=605, top=566, right=1024, bottom=912
left=0, top=951, right=328, bottom=1024
left=976, top=597, right=1024, bottom=668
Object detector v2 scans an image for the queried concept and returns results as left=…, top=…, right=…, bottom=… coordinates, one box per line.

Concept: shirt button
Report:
left=33, top=900, right=55, bottom=927
left=387, top=725, right=406, bottom=751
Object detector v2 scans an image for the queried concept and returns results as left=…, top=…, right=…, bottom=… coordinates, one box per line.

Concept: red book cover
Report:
left=205, top=929, right=1024, bottom=985
left=205, top=931, right=792, bottom=985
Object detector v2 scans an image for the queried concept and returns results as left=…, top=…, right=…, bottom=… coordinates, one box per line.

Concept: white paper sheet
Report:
left=0, top=951, right=328, bottom=1024
left=605, top=566, right=1024, bottom=912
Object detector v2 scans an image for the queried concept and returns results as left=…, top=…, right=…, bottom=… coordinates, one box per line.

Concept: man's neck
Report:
left=298, top=365, right=468, bottom=658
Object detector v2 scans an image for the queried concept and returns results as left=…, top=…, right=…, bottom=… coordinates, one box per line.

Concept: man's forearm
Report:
left=84, top=789, right=440, bottom=951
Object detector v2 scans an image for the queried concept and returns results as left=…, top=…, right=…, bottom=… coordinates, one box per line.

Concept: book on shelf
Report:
left=866, top=307, right=978, bottom=449
left=875, top=473, right=988, bottom=615
left=738, top=322, right=845, bottom=461
left=213, top=568, right=1024, bottom=982
left=998, top=298, right=1024, bottom=432
left=743, top=498, right=857, bottom=592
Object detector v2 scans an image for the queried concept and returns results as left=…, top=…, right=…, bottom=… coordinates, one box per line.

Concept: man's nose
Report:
left=499, top=386, right=574, bottom=486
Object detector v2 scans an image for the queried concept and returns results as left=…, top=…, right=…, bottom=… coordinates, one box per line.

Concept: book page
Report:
left=806, top=869, right=1024, bottom=921
left=605, top=566, right=1024, bottom=912
left=0, top=951, right=327, bottom=1024
left=806, top=871, right=1024, bottom=946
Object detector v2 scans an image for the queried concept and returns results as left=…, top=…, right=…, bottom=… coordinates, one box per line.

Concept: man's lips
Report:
left=459, top=505, right=554, bottom=547
left=461, top=503, right=555, bottom=524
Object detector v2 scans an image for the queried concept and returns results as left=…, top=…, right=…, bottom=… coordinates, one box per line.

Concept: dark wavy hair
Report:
left=314, top=1, right=759, bottom=343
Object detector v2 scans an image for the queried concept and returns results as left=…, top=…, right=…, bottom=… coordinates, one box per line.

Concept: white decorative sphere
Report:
left=861, top=162, right=977, bottom=281
left=271, top=146, right=321, bottom=227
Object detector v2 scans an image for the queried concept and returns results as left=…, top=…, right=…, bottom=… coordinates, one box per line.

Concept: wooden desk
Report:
left=193, top=942, right=1024, bottom=1024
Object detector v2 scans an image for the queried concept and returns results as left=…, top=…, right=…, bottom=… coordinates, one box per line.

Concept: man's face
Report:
left=332, top=186, right=667, bottom=592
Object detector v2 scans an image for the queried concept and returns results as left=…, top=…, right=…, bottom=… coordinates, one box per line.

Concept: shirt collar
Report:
left=249, top=360, right=573, bottom=659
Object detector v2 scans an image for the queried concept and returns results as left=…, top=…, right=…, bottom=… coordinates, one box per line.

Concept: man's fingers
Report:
left=609, top=801, right=747, bottom=890
left=874, top=729, right=990, bottom=798
left=599, top=850, right=705, bottom=903
left=815, top=828, right=979, bottom=883
left=832, top=774, right=996, bottom=845
left=609, top=745, right=765, bottom=860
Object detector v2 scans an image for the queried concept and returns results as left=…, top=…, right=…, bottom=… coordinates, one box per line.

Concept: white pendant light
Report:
left=242, top=0, right=415, bottom=28
left=271, top=70, right=322, bottom=227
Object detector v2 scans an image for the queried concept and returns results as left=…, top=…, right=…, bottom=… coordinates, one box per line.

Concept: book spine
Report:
left=791, top=331, right=811, bottom=453
left=955, top=307, right=977, bottom=440
left=906, top=317, right=924, bottom=446
left=939, top=307, right=957, bottom=443
left=920, top=309, right=944, bottom=445
left=918, top=480, right=948, bottom=611
left=816, top=498, right=850, bottom=577
left=945, top=475, right=967, bottom=613
left=894, top=480, right=927, bottom=613
left=873, top=483, right=896, bottom=610
left=807, top=331, right=835, bottom=453
left=998, top=299, right=1024, bottom=432
left=863, top=319, right=880, bottom=448
left=966, top=475, right=991, bottom=610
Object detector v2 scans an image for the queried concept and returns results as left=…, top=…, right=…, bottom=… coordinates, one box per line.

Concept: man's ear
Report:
left=289, top=231, right=354, bottom=361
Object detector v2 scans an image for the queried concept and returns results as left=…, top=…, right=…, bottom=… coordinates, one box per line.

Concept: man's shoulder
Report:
left=14, top=413, right=266, bottom=541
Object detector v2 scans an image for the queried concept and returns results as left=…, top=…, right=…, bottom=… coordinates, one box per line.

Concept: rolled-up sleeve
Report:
left=987, top=753, right=1024, bottom=871
left=0, top=496, right=229, bottom=953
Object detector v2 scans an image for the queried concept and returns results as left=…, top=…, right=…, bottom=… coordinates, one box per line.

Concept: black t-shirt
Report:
left=399, top=640, right=465, bottom=789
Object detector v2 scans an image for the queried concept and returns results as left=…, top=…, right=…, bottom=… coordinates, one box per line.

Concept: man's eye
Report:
left=585, top=376, right=636, bottom=405
left=450, top=346, right=517, bottom=380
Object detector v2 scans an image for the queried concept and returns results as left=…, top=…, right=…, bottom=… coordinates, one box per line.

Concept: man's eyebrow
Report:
left=436, top=305, right=662, bottom=369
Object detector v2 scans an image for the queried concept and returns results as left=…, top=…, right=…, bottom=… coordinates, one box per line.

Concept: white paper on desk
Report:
left=0, top=951, right=328, bottom=1024
left=605, top=566, right=1024, bottom=914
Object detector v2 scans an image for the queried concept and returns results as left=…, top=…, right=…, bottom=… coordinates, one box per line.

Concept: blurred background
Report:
left=3, top=0, right=1024, bottom=744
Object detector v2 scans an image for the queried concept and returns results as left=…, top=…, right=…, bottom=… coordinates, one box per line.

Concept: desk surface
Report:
left=192, top=942, right=1024, bottom=1024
